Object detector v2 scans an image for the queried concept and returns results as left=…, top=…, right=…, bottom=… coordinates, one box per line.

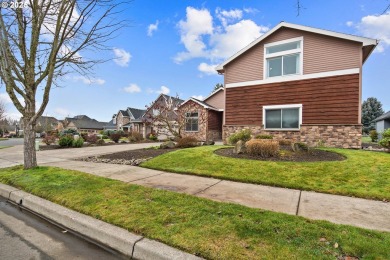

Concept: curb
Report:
left=0, top=183, right=202, bottom=260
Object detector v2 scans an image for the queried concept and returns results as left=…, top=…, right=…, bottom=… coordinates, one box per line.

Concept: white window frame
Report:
left=262, top=104, right=302, bottom=131
left=263, top=37, right=303, bottom=79
left=185, top=111, right=199, bottom=132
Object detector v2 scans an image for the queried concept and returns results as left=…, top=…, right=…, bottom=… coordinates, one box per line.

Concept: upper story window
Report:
left=264, top=37, right=303, bottom=78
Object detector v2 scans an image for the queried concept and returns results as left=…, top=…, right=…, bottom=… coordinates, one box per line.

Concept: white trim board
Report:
left=262, top=104, right=303, bottom=130
left=226, top=68, right=360, bottom=88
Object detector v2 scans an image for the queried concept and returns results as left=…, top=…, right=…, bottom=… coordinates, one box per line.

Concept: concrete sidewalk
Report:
left=1, top=144, right=390, bottom=232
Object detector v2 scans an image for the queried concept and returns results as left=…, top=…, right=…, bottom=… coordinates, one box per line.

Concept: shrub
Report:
left=255, top=134, right=273, bottom=139
left=176, top=137, right=199, bottom=148
left=110, top=133, right=121, bottom=143
left=80, top=132, right=88, bottom=140
left=42, top=135, right=56, bottom=145
left=85, top=134, right=98, bottom=144
left=58, top=135, right=74, bottom=147
left=103, top=130, right=115, bottom=137
left=379, top=129, right=390, bottom=150
left=292, top=142, right=309, bottom=152
left=60, top=129, right=79, bottom=137
left=279, top=139, right=292, bottom=146
left=245, top=139, right=280, bottom=158
left=228, top=129, right=252, bottom=145
left=129, top=131, right=143, bottom=142
left=96, top=139, right=105, bottom=146
left=369, top=130, right=378, bottom=142
left=72, top=137, right=84, bottom=148
left=102, top=135, right=109, bottom=139
left=148, top=133, right=158, bottom=141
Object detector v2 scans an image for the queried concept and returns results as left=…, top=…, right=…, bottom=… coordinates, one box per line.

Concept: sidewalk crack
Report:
left=127, top=172, right=165, bottom=183
left=192, top=180, right=223, bottom=195
left=295, top=190, right=302, bottom=216
left=131, top=237, right=144, bottom=259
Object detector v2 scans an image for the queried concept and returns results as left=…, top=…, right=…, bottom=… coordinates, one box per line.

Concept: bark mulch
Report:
left=214, top=147, right=346, bottom=162
left=99, top=148, right=178, bottom=160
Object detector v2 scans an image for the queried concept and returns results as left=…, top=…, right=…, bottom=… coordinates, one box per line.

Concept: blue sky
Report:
left=1, top=0, right=390, bottom=122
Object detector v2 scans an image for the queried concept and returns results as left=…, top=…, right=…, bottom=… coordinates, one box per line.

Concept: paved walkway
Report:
left=1, top=144, right=390, bottom=232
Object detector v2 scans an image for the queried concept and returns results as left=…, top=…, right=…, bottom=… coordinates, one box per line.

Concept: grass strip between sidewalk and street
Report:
left=141, top=146, right=390, bottom=201
left=0, top=166, right=390, bottom=259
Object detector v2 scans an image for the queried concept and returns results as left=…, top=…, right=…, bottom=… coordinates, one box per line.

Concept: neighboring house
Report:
left=19, top=116, right=59, bottom=135
left=144, top=94, right=184, bottom=140
left=215, top=22, right=378, bottom=148
left=179, top=88, right=224, bottom=141
left=103, top=116, right=117, bottom=130
left=374, top=111, right=390, bottom=139
left=115, top=107, right=147, bottom=134
left=59, top=115, right=107, bottom=133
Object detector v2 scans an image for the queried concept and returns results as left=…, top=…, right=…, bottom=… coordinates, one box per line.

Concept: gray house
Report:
left=374, top=111, right=390, bottom=139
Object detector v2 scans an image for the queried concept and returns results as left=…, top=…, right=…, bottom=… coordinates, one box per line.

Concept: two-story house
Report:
left=216, top=22, right=378, bottom=148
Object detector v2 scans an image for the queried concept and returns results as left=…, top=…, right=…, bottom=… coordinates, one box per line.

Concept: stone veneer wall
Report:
left=223, top=124, right=362, bottom=149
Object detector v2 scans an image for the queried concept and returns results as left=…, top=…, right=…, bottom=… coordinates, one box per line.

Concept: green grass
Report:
left=362, top=136, right=374, bottom=143
left=142, top=146, right=390, bottom=201
left=0, top=138, right=9, bottom=141
left=0, top=146, right=10, bottom=149
left=0, top=166, right=389, bottom=259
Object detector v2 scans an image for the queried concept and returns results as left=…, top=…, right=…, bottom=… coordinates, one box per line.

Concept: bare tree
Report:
left=0, top=0, right=127, bottom=169
left=144, top=95, right=207, bottom=139
left=0, top=100, right=5, bottom=122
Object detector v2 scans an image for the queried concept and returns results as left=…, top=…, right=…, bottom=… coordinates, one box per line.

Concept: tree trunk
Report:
left=23, top=119, right=37, bottom=169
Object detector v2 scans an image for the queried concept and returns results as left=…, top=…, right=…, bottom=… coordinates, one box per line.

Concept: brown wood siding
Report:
left=208, top=110, right=223, bottom=131
left=204, top=90, right=225, bottom=109
left=225, top=74, right=360, bottom=125
left=225, top=28, right=362, bottom=84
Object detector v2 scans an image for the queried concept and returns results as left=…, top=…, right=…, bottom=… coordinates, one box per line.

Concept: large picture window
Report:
left=264, top=37, right=302, bottom=78
left=185, top=112, right=199, bottom=132
left=263, top=104, right=302, bottom=130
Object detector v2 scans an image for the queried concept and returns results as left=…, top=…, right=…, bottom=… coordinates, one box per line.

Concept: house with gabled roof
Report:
left=374, top=111, right=390, bottom=139
left=215, top=21, right=378, bottom=148
left=179, top=88, right=224, bottom=141
left=115, top=107, right=146, bottom=133
left=59, top=115, right=107, bottom=133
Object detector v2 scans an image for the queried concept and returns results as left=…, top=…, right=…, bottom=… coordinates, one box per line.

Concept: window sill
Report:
left=264, top=128, right=300, bottom=131
left=185, top=131, right=199, bottom=133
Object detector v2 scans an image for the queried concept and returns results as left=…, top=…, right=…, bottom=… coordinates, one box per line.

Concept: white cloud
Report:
left=174, top=7, right=268, bottom=64
left=158, top=86, right=170, bottom=95
left=113, top=48, right=131, bottom=67
left=192, top=95, right=204, bottom=100
left=210, top=19, right=267, bottom=59
left=346, top=21, right=354, bottom=27
left=355, top=12, right=390, bottom=52
left=147, top=20, right=159, bottom=37
left=5, top=112, right=22, bottom=121
left=174, top=7, right=214, bottom=63
left=123, top=83, right=141, bottom=93
left=73, top=76, right=105, bottom=85
left=198, top=62, right=218, bottom=75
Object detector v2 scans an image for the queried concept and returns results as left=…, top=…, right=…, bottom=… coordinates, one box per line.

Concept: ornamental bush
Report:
left=58, top=134, right=74, bottom=147
left=110, top=133, right=121, bottom=143
left=245, top=139, right=279, bottom=158
left=72, top=137, right=84, bottom=148
left=148, top=133, right=158, bottom=141
left=176, top=136, right=199, bottom=148
left=228, top=129, right=252, bottom=145
left=42, top=135, right=56, bottom=145
left=128, top=131, right=143, bottom=142
left=255, top=134, right=273, bottom=139
left=379, top=129, right=390, bottom=150
left=60, top=129, right=79, bottom=137
left=85, top=134, right=98, bottom=144
left=369, top=130, right=378, bottom=142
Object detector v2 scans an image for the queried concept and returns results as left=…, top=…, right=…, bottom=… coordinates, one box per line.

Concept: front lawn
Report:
left=141, top=146, right=390, bottom=201
left=0, top=166, right=389, bottom=259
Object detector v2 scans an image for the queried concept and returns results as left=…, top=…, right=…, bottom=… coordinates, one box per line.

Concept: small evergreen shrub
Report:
left=292, top=142, right=309, bottom=152
left=245, top=139, right=279, bottom=158
left=255, top=134, right=273, bottom=139
left=176, top=136, right=199, bottom=148
left=42, top=135, right=56, bottom=145
left=379, top=129, right=390, bottom=150
left=228, top=129, right=252, bottom=145
left=369, top=130, right=378, bottom=142
left=110, top=133, right=121, bottom=143
left=60, top=129, right=79, bottom=137
left=102, top=135, right=109, bottom=139
left=148, top=133, right=158, bottom=141
left=58, top=135, right=74, bottom=147
left=103, top=130, right=115, bottom=137
left=72, top=137, right=84, bottom=148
